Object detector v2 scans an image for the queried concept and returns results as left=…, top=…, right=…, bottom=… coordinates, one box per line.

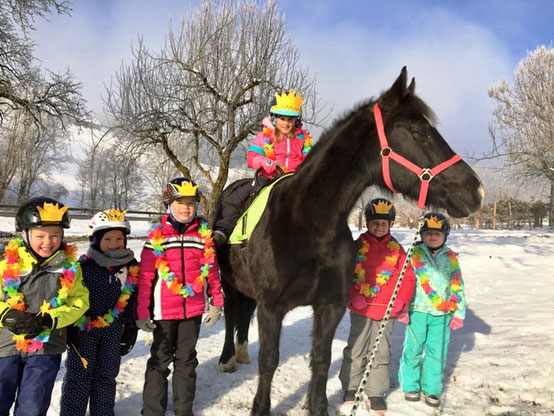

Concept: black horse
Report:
left=215, top=67, right=484, bottom=415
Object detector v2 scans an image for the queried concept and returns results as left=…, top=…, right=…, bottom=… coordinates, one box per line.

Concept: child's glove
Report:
left=204, top=304, right=223, bottom=328
left=136, top=318, right=156, bottom=333
left=391, top=299, right=405, bottom=316
left=350, top=294, right=366, bottom=310
left=262, top=158, right=276, bottom=174
left=120, top=322, right=139, bottom=356
left=66, top=325, right=80, bottom=348
left=22, top=314, right=54, bottom=339
left=1, top=309, right=29, bottom=334
left=450, top=317, right=464, bottom=330
left=397, top=309, right=410, bottom=324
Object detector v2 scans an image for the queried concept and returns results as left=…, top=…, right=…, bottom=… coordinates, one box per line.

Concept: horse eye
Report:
left=414, top=127, right=431, bottom=141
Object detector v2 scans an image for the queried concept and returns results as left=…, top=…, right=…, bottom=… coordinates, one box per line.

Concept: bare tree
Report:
left=105, top=0, right=326, bottom=222
left=0, top=112, right=25, bottom=200
left=10, top=115, right=69, bottom=202
left=0, top=0, right=89, bottom=128
left=76, top=134, right=144, bottom=210
left=488, top=45, right=554, bottom=229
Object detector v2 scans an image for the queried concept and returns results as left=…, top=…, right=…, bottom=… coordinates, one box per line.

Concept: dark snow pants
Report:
left=142, top=316, right=202, bottom=416
left=60, top=324, right=122, bottom=416
left=0, top=354, right=61, bottom=416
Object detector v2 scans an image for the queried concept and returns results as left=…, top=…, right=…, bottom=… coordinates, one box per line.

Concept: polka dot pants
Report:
left=60, top=324, right=122, bottom=416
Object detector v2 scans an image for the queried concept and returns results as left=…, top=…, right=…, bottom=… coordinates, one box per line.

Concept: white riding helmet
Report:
left=89, top=209, right=131, bottom=236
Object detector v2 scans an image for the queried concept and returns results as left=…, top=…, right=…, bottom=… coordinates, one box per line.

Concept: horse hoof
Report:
left=218, top=356, right=237, bottom=373
left=235, top=340, right=250, bottom=364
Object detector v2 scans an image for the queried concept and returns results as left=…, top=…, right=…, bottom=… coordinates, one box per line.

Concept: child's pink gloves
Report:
left=391, top=299, right=405, bottom=315
left=350, top=294, right=367, bottom=310
left=263, top=158, right=276, bottom=173
left=397, top=310, right=410, bottom=324
left=450, top=317, right=464, bottom=330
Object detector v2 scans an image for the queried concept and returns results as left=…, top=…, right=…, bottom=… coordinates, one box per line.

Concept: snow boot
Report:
left=404, top=391, right=420, bottom=402
left=424, top=394, right=441, bottom=407
left=368, top=396, right=387, bottom=413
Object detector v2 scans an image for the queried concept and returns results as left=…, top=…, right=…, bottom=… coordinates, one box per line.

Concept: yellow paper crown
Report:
left=104, top=208, right=127, bottom=221
left=271, top=89, right=305, bottom=114
left=37, top=202, right=69, bottom=222
left=373, top=200, right=393, bottom=214
left=173, top=181, right=198, bottom=197
left=425, top=215, right=444, bottom=229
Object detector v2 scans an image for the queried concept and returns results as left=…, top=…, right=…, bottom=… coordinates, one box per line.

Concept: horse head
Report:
left=373, top=67, right=484, bottom=218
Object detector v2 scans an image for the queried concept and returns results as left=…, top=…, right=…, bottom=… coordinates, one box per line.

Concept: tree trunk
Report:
left=550, top=179, right=554, bottom=231
left=548, top=179, right=554, bottom=231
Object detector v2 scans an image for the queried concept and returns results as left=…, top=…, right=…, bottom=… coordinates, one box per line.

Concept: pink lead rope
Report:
left=373, top=103, right=462, bottom=209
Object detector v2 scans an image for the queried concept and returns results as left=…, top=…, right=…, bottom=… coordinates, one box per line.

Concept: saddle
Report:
left=229, top=174, right=292, bottom=245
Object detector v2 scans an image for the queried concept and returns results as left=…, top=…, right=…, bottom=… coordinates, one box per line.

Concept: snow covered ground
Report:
left=1, top=215, right=553, bottom=415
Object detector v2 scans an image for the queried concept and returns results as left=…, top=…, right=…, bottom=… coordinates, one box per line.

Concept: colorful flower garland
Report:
left=1, top=238, right=78, bottom=352
left=262, top=126, right=313, bottom=161
left=352, top=237, right=401, bottom=298
left=73, top=264, right=139, bottom=331
left=147, top=220, right=215, bottom=298
left=412, top=246, right=462, bottom=312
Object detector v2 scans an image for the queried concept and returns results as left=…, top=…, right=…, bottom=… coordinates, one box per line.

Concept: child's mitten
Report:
left=136, top=318, right=156, bottom=332
left=120, top=322, right=138, bottom=356
left=391, top=299, right=405, bottom=316
left=204, top=304, right=223, bottom=328
left=350, top=294, right=366, bottom=310
left=450, top=317, right=464, bottom=330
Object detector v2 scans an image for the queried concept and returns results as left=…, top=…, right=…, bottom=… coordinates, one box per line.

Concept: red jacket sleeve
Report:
left=136, top=245, right=156, bottom=320
left=391, top=247, right=416, bottom=316
left=206, top=249, right=224, bottom=307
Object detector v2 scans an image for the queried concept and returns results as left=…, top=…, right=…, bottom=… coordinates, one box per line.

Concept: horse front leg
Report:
left=235, top=295, right=257, bottom=364
left=219, top=284, right=238, bottom=373
left=252, top=303, right=283, bottom=416
left=308, top=300, right=347, bottom=416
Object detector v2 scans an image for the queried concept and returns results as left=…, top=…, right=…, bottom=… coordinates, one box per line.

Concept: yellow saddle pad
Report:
left=229, top=174, right=292, bottom=244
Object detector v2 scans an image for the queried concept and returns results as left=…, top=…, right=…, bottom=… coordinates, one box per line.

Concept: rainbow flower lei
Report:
left=74, top=264, right=139, bottom=331
left=262, top=127, right=313, bottom=161
left=1, top=238, right=78, bottom=352
left=147, top=220, right=215, bottom=298
left=352, top=237, right=401, bottom=298
left=412, top=246, right=462, bottom=312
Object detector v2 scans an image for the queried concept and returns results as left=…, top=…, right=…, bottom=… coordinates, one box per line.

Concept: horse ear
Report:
left=378, top=66, right=408, bottom=111
left=405, top=77, right=416, bottom=96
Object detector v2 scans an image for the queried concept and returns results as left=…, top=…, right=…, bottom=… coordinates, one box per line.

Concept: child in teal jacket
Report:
left=398, top=212, right=466, bottom=408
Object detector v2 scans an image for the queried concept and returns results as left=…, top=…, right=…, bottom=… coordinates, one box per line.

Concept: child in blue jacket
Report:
left=398, top=212, right=466, bottom=408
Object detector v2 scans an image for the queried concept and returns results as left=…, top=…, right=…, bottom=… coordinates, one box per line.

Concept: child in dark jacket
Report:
left=0, top=197, right=89, bottom=416
left=339, top=198, right=415, bottom=414
left=136, top=177, right=224, bottom=416
left=60, top=209, right=138, bottom=416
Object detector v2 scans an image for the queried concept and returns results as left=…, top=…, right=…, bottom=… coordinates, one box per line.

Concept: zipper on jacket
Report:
left=181, top=235, right=186, bottom=317
left=285, top=138, right=290, bottom=168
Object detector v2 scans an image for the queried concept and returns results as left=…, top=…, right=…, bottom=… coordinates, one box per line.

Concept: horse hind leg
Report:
left=235, top=295, right=256, bottom=364
left=308, top=301, right=347, bottom=416
left=252, top=303, right=284, bottom=416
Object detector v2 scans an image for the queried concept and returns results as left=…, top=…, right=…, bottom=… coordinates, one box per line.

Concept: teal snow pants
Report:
left=398, top=311, right=452, bottom=395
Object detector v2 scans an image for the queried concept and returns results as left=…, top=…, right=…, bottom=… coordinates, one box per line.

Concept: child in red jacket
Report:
left=339, top=198, right=415, bottom=414
left=135, top=177, right=224, bottom=416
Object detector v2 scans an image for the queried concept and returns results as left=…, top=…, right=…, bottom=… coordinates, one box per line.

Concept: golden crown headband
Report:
left=37, top=202, right=69, bottom=222
left=373, top=200, right=393, bottom=214
left=104, top=208, right=127, bottom=222
left=425, top=215, right=445, bottom=229
left=173, top=181, right=198, bottom=197
left=271, top=89, right=305, bottom=114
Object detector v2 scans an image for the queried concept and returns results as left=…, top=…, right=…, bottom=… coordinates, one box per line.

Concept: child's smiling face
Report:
left=29, top=226, right=62, bottom=258
left=171, top=198, right=196, bottom=222
left=100, top=229, right=126, bottom=252
left=367, top=219, right=390, bottom=238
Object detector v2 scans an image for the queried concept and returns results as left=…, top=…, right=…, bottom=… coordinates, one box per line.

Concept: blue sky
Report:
left=31, top=0, right=554, bottom=158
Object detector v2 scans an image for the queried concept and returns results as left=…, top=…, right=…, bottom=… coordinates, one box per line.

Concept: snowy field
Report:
left=1, top=216, right=553, bottom=415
